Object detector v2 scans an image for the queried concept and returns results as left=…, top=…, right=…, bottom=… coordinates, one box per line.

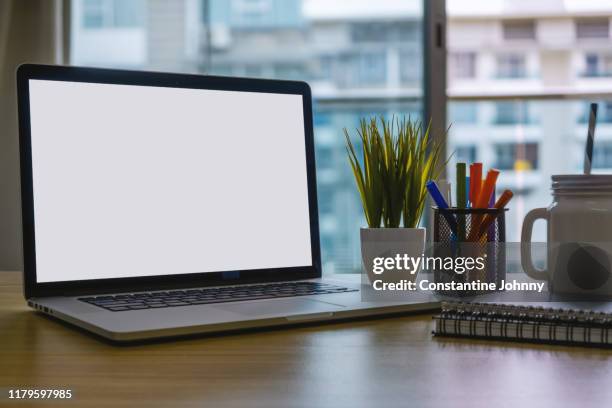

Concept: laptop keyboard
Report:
left=78, top=281, right=357, bottom=312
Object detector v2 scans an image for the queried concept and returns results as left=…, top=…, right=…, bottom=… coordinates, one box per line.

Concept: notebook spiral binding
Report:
left=433, top=302, right=612, bottom=347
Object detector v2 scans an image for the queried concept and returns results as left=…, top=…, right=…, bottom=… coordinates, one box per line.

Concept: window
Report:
left=359, top=52, right=387, bottom=85
left=494, top=101, right=530, bottom=124
left=82, top=0, right=144, bottom=29
left=317, top=184, right=335, bottom=213
left=337, top=51, right=388, bottom=88
left=400, top=50, right=422, bottom=84
left=351, top=23, right=388, bottom=42
left=82, top=0, right=104, bottom=28
left=231, top=0, right=271, bottom=25
left=449, top=102, right=477, bottom=124
left=112, top=0, right=143, bottom=27
left=318, top=56, right=333, bottom=80
left=211, top=64, right=234, bottom=76
left=316, top=147, right=335, bottom=171
left=313, top=110, right=332, bottom=126
left=72, top=0, right=426, bottom=274
left=232, top=0, right=272, bottom=15
left=593, top=142, right=612, bottom=169
left=606, top=102, right=612, bottom=123
left=351, top=22, right=419, bottom=43
left=208, top=0, right=302, bottom=28
left=583, top=53, right=612, bottom=77
left=274, top=64, right=305, bottom=80
left=494, top=142, right=538, bottom=170
left=449, top=52, right=476, bottom=79
left=576, top=18, right=610, bottom=39
left=244, top=64, right=264, bottom=77
left=579, top=101, right=612, bottom=123
left=602, top=55, right=612, bottom=75
left=454, top=145, right=477, bottom=164
left=503, top=20, right=536, bottom=40
left=496, top=54, right=526, bottom=78
left=585, top=54, right=599, bottom=76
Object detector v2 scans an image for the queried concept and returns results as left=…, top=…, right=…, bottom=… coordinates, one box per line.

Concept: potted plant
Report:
left=344, top=117, right=446, bottom=284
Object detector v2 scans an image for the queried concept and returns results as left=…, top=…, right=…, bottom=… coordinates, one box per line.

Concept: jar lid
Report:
left=552, top=175, right=612, bottom=191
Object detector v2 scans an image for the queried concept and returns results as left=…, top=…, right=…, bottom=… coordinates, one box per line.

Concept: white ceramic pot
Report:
left=360, top=227, right=426, bottom=285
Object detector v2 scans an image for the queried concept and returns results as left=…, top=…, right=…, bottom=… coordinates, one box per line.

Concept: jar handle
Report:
left=521, top=208, right=549, bottom=281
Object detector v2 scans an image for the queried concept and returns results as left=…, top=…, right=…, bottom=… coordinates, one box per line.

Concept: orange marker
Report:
left=469, top=163, right=482, bottom=206
left=474, top=169, right=499, bottom=209
left=481, top=180, right=486, bottom=203
left=493, top=189, right=514, bottom=210
left=471, top=189, right=514, bottom=241
left=468, top=169, right=499, bottom=240
left=468, top=165, right=474, bottom=204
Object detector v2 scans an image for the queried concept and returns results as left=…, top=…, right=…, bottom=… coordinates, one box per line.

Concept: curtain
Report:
left=0, top=0, right=69, bottom=271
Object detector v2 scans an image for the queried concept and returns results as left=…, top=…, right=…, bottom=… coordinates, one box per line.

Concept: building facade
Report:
left=447, top=1, right=612, bottom=240
left=71, top=0, right=612, bottom=271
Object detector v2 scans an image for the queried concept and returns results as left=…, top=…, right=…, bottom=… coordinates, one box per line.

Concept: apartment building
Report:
left=71, top=0, right=424, bottom=273
left=447, top=1, right=612, bottom=240
left=70, top=0, right=612, bottom=270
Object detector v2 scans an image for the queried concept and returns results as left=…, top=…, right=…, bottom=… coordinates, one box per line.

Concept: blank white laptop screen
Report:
left=28, top=79, right=313, bottom=283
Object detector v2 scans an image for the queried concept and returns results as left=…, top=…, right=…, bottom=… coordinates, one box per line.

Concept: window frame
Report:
left=449, top=51, right=476, bottom=79
left=502, top=20, right=536, bottom=41
left=424, top=0, right=448, bottom=178
left=576, top=18, right=610, bottom=40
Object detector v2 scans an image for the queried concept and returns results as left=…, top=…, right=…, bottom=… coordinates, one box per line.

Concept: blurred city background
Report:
left=71, top=0, right=612, bottom=273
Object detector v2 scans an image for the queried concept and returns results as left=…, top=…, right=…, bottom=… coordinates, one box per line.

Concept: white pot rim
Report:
left=360, top=227, right=426, bottom=241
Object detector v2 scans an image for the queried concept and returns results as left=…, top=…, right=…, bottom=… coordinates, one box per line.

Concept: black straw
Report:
left=584, top=102, right=598, bottom=175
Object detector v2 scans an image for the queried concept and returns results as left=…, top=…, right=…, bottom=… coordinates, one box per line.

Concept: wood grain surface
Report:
left=1, top=271, right=612, bottom=408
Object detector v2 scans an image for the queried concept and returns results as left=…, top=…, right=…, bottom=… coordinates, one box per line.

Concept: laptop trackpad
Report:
left=214, top=298, right=344, bottom=317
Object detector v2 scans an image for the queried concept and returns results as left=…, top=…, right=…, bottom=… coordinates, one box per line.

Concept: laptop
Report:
left=16, top=64, right=438, bottom=342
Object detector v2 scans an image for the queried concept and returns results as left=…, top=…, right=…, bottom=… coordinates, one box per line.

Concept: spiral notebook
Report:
left=433, top=302, right=612, bottom=347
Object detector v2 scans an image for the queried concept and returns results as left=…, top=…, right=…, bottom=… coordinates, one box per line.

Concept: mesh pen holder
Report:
left=432, top=207, right=507, bottom=296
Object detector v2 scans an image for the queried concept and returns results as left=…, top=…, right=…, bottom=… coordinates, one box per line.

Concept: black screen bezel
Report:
left=17, top=64, right=321, bottom=299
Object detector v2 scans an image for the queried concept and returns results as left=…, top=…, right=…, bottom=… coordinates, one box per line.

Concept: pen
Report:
left=465, top=176, right=470, bottom=208
left=469, top=163, right=482, bottom=205
left=456, top=163, right=467, bottom=241
left=426, top=181, right=458, bottom=235
left=438, top=179, right=452, bottom=207
left=485, top=183, right=497, bottom=282
left=487, top=184, right=496, bottom=240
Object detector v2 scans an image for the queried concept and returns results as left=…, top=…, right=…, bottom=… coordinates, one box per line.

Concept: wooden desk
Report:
left=2, top=271, right=612, bottom=408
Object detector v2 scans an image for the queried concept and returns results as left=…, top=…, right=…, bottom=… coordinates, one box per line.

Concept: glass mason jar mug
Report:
left=521, top=175, right=612, bottom=296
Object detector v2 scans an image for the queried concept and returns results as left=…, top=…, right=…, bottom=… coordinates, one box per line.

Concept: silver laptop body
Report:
left=17, top=64, right=438, bottom=342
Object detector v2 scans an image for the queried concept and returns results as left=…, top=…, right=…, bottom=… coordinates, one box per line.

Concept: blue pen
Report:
left=427, top=181, right=458, bottom=235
